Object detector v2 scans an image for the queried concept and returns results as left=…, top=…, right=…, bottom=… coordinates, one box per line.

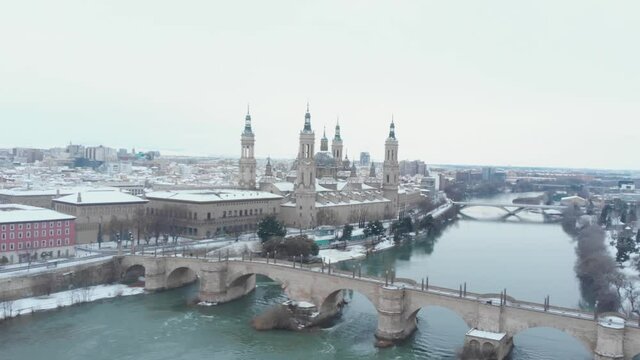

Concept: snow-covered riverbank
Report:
left=0, top=284, right=145, bottom=321
left=319, top=239, right=395, bottom=264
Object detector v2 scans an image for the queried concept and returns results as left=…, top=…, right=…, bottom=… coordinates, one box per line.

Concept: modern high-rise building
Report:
left=359, top=152, right=371, bottom=166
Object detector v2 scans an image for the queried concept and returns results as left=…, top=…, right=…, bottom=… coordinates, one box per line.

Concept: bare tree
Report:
left=2, top=299, right=14, bottom=319
left=316, top=209, right=337, bottom=226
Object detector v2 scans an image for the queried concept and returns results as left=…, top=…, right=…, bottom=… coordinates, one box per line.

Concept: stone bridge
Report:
left=454, top=201, right=567, bottom=220
left=117, top=255, right=640, bottom=359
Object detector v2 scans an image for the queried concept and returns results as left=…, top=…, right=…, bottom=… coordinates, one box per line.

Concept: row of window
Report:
left=0, top=238, right=70, bottom=251
left=0, top=221, right=70, bottom=232
left=1, top=228, right=70, bottom=240
left=222, top=208, right=266, bottom=218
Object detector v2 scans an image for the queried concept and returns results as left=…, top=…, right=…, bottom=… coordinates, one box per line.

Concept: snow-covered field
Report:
left=0, top=284, right=145, bottom=321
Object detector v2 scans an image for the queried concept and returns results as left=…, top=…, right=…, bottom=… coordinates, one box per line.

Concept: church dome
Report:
left=314, top=151, right=335, bottom=168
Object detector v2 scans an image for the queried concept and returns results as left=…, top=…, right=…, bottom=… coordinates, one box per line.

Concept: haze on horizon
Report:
left=0, top=1, right=638, bottom=170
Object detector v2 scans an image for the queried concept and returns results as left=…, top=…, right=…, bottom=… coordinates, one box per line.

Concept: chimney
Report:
left=77, top=192, right=82, bottom=203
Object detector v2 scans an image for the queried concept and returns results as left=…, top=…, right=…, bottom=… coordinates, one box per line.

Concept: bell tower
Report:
left=331, top=119, right=343, bottom=173
left=294, top=103, right=317, bottom=229
left=382, top=119, right=399, bottom=217
left=239, top=105, right=257, bottom=189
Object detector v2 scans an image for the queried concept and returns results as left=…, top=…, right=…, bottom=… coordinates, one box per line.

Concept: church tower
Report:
left=294, top=104, right=316, bottom=229
left=331, top=120, right=343, bottom=172
left=320, top=127, right=329, bottom=152
left=264, top=156, right=273, bottom=177
left=239, top=106, right=257, bottom=189
left=382, top=119, right=399, bottom=217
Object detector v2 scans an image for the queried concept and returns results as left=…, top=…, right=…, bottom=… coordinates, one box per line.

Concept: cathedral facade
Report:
left=241, top=105, right=420, bottom=229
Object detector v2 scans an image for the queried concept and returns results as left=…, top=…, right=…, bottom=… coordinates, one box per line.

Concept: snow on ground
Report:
left=374, top=239, right=395, bottom=252
left=206, top=240, right=261, bottom=256
left=319, top=245, right=366, bottom=264
left=0, top=284, right=145, bottom=321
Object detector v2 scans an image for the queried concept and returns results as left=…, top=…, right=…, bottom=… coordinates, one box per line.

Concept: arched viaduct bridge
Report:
left=454, top=201, right=567, bottom=220
left=117, top=255, right=640, bottom=359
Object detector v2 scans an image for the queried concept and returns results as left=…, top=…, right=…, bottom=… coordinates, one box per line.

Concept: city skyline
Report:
left=1, top=1, right=639, bottom=170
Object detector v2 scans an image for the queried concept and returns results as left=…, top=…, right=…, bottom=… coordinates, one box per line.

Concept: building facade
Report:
left=52, top=190, right=148, bottom=244
left=145, top=189, right=283, bottom=238
left=0, top=204, right=76, bottom=264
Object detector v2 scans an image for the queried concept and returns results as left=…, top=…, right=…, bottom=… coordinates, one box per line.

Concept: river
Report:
left=0, top=192, right=592, bottom=359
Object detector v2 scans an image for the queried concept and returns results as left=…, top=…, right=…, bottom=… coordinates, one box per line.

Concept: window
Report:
left=42, top=230, right=46, bottom=237
left=41, top=240, right=46, bottom=247
left=49, top=240, right=54, bottom=247
left=57, top=221, right=61, bottom=227
left=18, top=224, right=23, bottom=230
left=1, top=234, right=5, bottom=240
left=33, top=241, right=38, bottom=248
left=42, top=222, right=46, bottom=228
left=65, top=221, right=69, bottom=227
left=26, top=231, right=31, bottom=238
left=57, top=229, right=62, bottom=235
left=223, top=211, right=226, bottom=218
left=26, top=223, right=31, bottom=229
left=65, top=229, right=69, bottom=235
left=34, top=223, right=38, bottom=229
left=26, top=242, right=30, bottom=249
left=10, top=233, right=14, bottom=239
left=49, top=222, right=54, bottom=228
left=49, top=230, right=54, bottom=236
left=9, top=243, right=14, bottom=250
left=18, top=242, right=23, bottom=249
left=18, top=232, right=23, bottom=239
left=57, top=239, right=61, bottom=246
left=10, top=224, right=14, bottom=230
left=65, top=238, right=70, bottom=245
left=1, top=225, right=5, bottom=231
left=0, top=244, right=5, bottom=251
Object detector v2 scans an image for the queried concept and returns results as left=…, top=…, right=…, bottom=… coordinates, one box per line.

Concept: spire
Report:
left=388, top=116, right=396, bottom=139
left=265, top=156, right=273, bottom=177
left=334, top=117, right=341, bottom=140
left=303, top=103, right=312, bottom=132
left=350, top=163, right=357, bottom=177
left=369, top=162, right=376, bottom=177
left=320, top=126, right=329, bottom=151
left=244, top=104, right=252, bottom=134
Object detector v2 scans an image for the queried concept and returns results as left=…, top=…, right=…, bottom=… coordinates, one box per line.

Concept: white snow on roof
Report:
left=53, top=190, right=147, bottom=205
left=272, top=182, right=294, bottom=192
left=146, top=189, right=283, bottom=203
left=0, top=186, right=118, bottom=197
left=0, top=204, right=75, bottom=224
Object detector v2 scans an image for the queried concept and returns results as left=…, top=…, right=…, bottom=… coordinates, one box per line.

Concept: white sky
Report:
left=1, top=1, right=638, bottom=169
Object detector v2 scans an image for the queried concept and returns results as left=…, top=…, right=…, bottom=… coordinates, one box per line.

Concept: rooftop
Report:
left=53, top=190, right=147, bottom=205
left=145, top=189, right=283, bottom=203
left=0, top=204, right=76, bottom=224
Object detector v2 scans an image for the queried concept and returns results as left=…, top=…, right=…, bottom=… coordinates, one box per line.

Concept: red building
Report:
left=0, top=204, right=76, bottom=264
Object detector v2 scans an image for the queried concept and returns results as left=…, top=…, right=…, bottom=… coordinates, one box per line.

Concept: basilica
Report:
left=240, top=105, right=422, bottom=229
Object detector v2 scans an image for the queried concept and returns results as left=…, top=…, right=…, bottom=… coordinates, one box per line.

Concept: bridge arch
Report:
left=511, top=326, right=593, bottom=358
left=406, top=305, right=473, bottom=330
left=122, top=264, right=146, bottom=285
left=166, top=266, right=198, bottom=289
left=222, top=268, right=299, bottom=303
left=319, top=287, right=379, bottom=316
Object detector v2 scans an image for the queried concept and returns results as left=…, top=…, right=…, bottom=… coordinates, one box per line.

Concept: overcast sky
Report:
left=1, top=1, right=638, bottom=169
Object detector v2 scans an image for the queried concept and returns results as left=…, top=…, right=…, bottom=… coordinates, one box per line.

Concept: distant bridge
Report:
left=453, top=202, right=567, bottom=220
left=118, top=254, right=640, bottom=359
